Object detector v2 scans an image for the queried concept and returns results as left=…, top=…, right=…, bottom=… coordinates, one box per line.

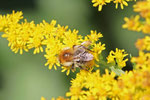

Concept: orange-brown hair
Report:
left=58, top=48, right=74, bottom=64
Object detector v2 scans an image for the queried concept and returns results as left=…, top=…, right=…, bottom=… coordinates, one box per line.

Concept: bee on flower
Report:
left=58, top=41, right=94, bottom=70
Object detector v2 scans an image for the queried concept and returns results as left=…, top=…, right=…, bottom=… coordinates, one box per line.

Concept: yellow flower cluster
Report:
left=135, top=36, right=150, bottom=51
left=41, top=96, right=68, bottom=100
left=41, top=1, right=150, bottom=100
left=123, top=0, right=150, bottom=35
left=1, top=0, right=149, bottom=99
left=122, top=1, right=150, bottom=99
left=42, top=67, right=150, bottom=100
left=123, top=0, right=150, bottom=71
left=133, top=0, right=150, bottom=18
left=0, top=11, right=105, bottom=75
left=107, top=48, right=128, bottom=68
left=66, top=70, right=117, bottom=100
left=131, top=51, right=150, bottom=70
left=122, top=15, right=141, bottom=32
left=91, top=0, right=135, bottom=11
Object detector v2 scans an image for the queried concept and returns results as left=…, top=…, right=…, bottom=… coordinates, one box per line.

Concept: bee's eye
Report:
left=63, top=53, right=71, bottom=57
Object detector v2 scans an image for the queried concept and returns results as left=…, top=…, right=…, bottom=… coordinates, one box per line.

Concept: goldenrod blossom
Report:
left=113, top=0, right=128, bottom=9
left=122, top=15, right=142, bottom=31
left=123, top=0, right=150, bottom=34
left=0, top=11, right=23, bottom=31
left=91, top=0, right=135, bottom=11
left=107, top=48, right=128, bottom=68
left=133, top=0, right=150, bottom=18
left=91, top=42, right=105, bottom=62
left=1, top=1, right=150, bottom=100
left=64, top=67, right=150, bottom=100
left=0, top=11, right=105, bottom=75
left=92, top=0, right=111, bottom=11
left=42, top=96, right=69, bottom=100
left=41, top=97, right=46, bottom=100
left=51, top=97, right=69, bottom=100
left=135, top=36, right=150, bottom=51
left=122, top=3, right=150, bottom=99
left=122, top=0, right=150, bottom=71
left=131, top=51, right=150, bottom=69
left=66, top=70, right=117, bottom=100
left=42, top=66, right=150, bottom=100
left=86, top=30, right=103, bottom=44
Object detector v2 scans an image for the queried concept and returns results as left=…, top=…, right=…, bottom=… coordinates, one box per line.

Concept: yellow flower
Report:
left=51, top=97, right=69, bottom=100
left=84, top=70, right=101, bottom=89
left=122, top=15, right=142, bottom=31
left=92, top=0, right=111, bottom=11
left=81, top=91, right=96, bottom=100
left=2, top=20, right=33, bottom=54
left=86, top=30, right=103, bottom=44
left=131, top=51, right=150, bottom=69
left=143, top=36, right=150, bottom=51
left=64, top=67, right=150, bottom=100
left=61, top=66, right=73, bottom=76
left=56, top=24, right=68, bottom=38
left=123, top=0, right=150, bottom=35
left=140, top=95, right=150, bottom=100
left=92, top=42, right=105, bottom=61
left=113, top=0, right=128, bottom=9
left=118, top=67, right=150, bottom=99
left=41, top=97, right=46, bottom=100
left=91, top=0, right=134, bottom=11
left=107, top=48, right=128, bottom=68
left=0, top=11, right=105, bottom=75
left=62, top=29, right=82, bottom=48
left=142, top=24, right=150, bottom=34
left=135, top=38, right=145, bottom=51
left=40, top=20, right=57, bottom=36
left=44, top=49, right=60, bottom=70
left=27, top=24, right=44, bottom=54
left=44, top=96, right=69, bottom=100
left=106, top=51, right=115, bottom=64
left=66, top=86, right=84, bottom=100
left=135, top=36, right=150, bottom=51
left=133, top=0, right=150, bottom=18
left=67, top=70, right=120, bottom=100
left=0, top=11, right=23, bottom=31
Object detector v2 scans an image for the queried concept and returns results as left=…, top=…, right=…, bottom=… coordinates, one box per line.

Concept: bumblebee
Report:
left=58, top=41, right=94, bottom=70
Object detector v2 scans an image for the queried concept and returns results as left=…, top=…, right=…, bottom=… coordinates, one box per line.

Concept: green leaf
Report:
left=110, top=66, right=125, bottom=76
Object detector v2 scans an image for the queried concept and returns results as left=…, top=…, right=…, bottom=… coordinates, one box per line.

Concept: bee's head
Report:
left=58, top=47, right=74, bottom=66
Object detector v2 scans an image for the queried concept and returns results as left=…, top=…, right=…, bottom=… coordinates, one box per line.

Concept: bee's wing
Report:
left=74, top=53, right=93, bottom=62
left=81, top=53, right=93, bottom=61
left=73, top=45, right=93, bottom=62
left=74, top=46, right=85, bottom=55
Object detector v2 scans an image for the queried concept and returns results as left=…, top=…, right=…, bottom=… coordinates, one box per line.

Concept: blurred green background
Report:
left=0, top=0, right=145, bottom=100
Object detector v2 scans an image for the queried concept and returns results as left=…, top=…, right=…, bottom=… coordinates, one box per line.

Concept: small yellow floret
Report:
left=107, top=48, right=128, bottom=68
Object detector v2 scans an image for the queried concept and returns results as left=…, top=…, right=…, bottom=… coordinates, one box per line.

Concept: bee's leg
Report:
left=72, top=45, right=77, bottom=49
left=87, top=48, right=93, bottom=52
left=79, top=66, right=83, bottom=69
left=79, top=66, right=88, bottom=71
left=71, top=63, right=75, bottom=70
